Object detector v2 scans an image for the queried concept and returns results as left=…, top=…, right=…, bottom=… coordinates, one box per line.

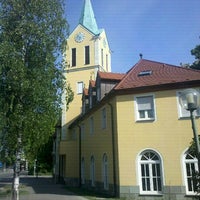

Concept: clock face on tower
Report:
left=75, top=32, right=85, bottom=43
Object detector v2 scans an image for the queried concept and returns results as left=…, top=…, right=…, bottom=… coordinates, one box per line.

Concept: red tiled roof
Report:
left=115, top=59, right=200, bottom=90
left=98, top=71, right=125, bottom=81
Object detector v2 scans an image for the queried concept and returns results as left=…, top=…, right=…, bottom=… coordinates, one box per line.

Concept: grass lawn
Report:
left=0, top=184, right=29, bottom=198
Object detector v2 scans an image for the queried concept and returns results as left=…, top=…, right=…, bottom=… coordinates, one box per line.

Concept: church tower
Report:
left=61, top=0, right=111, bottom=139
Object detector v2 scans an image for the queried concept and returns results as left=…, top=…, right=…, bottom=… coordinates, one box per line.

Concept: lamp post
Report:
left=179, top=88, right=200, bottom=192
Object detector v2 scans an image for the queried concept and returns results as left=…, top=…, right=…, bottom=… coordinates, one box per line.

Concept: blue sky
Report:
left=65, top=0, right=200, bottom=73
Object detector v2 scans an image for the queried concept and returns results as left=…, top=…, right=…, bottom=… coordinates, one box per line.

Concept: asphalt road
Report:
left=0, top=170, right=87, bottom=200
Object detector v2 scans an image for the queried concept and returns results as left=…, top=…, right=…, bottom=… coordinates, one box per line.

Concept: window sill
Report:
left=136, top=118, right=155, bottom=123
left=185, top=193, right=199, bottom=197
left=179, top=116, right=200, bottom=120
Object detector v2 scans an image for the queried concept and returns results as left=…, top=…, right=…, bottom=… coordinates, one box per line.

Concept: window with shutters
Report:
left=135, top=95, right=155, bottom=121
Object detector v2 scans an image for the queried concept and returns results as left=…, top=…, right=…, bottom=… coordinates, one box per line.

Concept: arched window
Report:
left=102, top=154, right=108, bottom=190
left=81, top=157, right=85, bottom=184
left=90, top=156, right=95, bottom=186
left=138, top=150, right=163, bottom=195
left=183, top=151, right=198, bottom=195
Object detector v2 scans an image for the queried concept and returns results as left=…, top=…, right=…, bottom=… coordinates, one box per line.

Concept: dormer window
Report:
left=138, top=70, right=152, bottom=77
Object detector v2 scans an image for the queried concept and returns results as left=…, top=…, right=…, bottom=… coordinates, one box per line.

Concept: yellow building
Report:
left=67, top=60, right=200, bottom=199
left=58, top=0, right=111, bottom=185
left=55, top=1, right=200, bottom=199
left=61, top=0, right=111, bottom=139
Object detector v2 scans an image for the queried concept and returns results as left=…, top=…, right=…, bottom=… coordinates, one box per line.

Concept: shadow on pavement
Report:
left=0, top=173, right=87, bottom=200
left=20, top=176, right=74, bottom=196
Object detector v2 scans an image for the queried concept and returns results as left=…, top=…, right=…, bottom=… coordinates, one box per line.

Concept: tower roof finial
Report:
left=79, top=0, right=99, bottom=35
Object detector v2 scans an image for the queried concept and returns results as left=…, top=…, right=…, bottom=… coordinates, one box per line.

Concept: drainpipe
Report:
left=108, top=102, right=117, bottom=197
left=77, top=125, right=82, bottom=187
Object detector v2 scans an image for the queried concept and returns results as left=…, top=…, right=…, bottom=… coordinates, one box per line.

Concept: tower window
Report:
left=85, top=46, right=90, bottom=65
left=72, top=48, right=76, bottom=67
left=106, top=54, right=108, bottom=71
left=101, top=49, right=104, bottom=67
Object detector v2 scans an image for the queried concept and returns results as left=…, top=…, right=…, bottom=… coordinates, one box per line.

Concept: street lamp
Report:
left=179, top=88, right=200, bottom=154
left=179, top=88, right=200, bottom=187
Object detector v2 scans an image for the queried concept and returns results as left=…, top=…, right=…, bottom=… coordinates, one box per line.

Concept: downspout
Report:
left=108, top=102, right=117, bottom=197
left=77, top=125, right=82, bottom=187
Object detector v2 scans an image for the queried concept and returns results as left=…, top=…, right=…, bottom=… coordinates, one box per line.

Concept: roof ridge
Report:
left=114, top=59, right=200, bottom=90
left=139, top=58, right=180, bottom=67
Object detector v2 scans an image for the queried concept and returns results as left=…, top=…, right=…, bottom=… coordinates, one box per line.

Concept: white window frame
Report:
left=101, top=107, right=107, bottom=129
left=90, top=116, right=94, bottom=135
left=90, top=155, right=95, bottom=186
left=134, top=94, right=156, bottom=121
left=102, top=154, right=109, bottom=190
left=138, top=150, right=163, bottom=195
left=77, top=81, right=84, bottom=94
left=177, top=89, right=200, bottom=118
left=182, top=151, right=199, bottom=195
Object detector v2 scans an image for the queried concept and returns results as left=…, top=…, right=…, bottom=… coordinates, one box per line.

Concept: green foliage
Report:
left=0, top=0, right=73, bottom=162
left=188, top=139, right=200, bottom=195
left=28, top=137, right=53, bottom=175
left=36, top=137, right=53, bottom=173
left=190, top=44, right=200, bottom=70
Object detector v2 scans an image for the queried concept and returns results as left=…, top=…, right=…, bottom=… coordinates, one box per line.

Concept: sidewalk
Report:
left=1, top=175, right=87, bottom=200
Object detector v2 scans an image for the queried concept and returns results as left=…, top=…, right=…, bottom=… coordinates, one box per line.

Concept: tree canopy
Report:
left=0, top=0, right=73, bottom=162
left=190, top=44, right=200, bottom=70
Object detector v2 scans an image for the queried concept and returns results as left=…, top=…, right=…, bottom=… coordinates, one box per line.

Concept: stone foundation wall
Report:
left=62, top=177, right=197, bottom=200
left=119, top=185, right=197, bottom=200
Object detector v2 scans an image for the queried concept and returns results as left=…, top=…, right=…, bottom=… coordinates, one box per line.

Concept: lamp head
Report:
left=179, top=89, right=200, bottom=111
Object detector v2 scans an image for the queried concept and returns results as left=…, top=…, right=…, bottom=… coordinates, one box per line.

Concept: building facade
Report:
left=55, top=1, right=200, bottom=199
left=68, top=60, right=200, bottom=199
left=57, top=0, right=111, bottom=184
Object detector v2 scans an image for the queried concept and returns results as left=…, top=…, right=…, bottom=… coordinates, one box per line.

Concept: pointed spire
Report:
left=79, top=0, right=99, bottom=35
